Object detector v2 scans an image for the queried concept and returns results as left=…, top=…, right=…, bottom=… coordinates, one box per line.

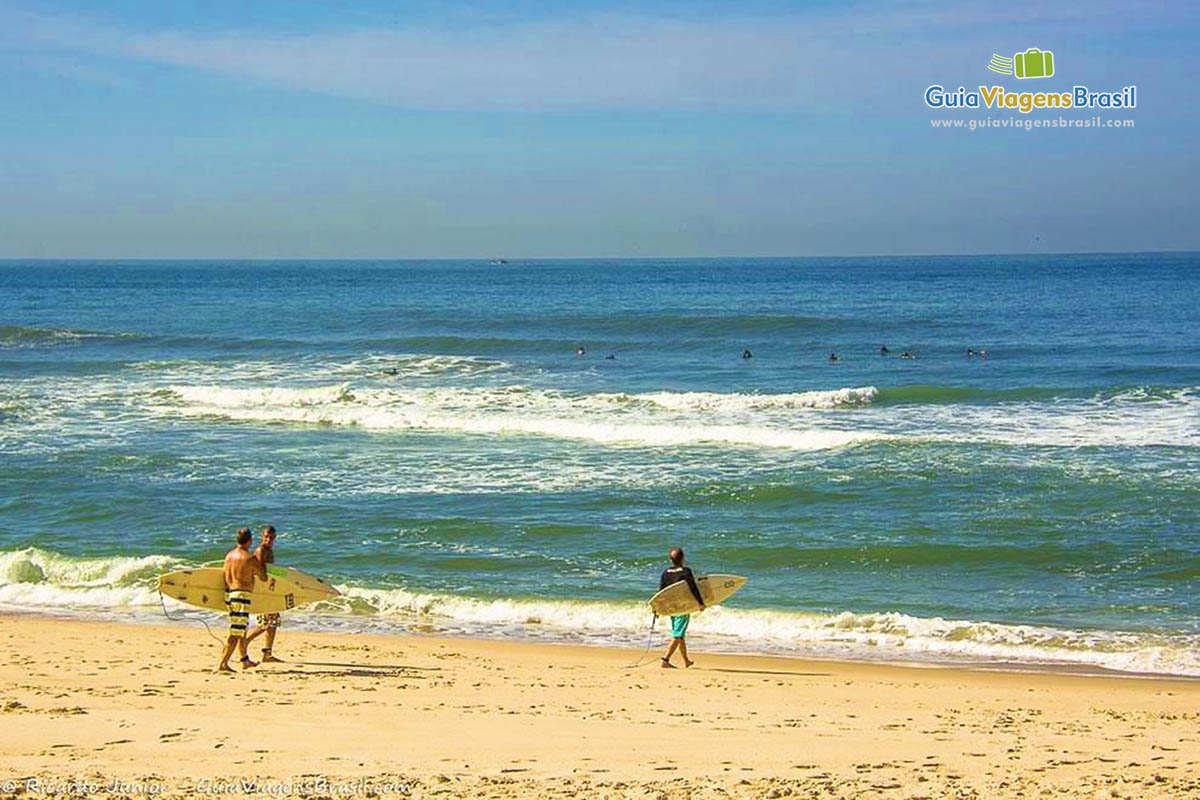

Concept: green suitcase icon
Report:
left=1014, top=48, right=1054, bottom=79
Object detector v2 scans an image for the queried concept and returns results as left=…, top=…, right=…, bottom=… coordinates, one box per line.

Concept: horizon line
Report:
left=1, top=248, right=1195, bottom=263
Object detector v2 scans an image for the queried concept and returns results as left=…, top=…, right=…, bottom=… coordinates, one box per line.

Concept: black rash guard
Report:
left=659, top=566, right=704, bottom=606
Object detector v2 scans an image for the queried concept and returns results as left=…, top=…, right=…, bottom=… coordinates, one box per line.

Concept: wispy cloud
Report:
left=4, top=1, right=1191, bottom=111
left=5, top=52, right=134, bottom=89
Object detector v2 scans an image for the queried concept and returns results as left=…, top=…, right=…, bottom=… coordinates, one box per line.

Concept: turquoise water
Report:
left=1, top=254, right=1197, bottom=674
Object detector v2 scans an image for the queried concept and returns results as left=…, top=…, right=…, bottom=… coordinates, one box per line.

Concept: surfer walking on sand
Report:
left=218, top=527, right=267, bottom=673
left=660, top=547, right=704, bottom=669
left=245, top=525, right=283, bottom=663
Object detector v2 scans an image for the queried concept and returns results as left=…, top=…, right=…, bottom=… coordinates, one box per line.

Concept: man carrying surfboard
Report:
left=217, top=527, right=268, bottom=673
left=660, top=547, right=704, bottom=668
left=245, top=525, right=283, bottom=663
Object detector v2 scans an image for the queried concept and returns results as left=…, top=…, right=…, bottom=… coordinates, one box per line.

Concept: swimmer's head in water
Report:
left=237, top=527, right=252, bottom=545
left=669, top=547, right=684, bottom=566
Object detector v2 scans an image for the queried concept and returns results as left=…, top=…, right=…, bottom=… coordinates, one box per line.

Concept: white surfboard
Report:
left=649, top=574, right=747, bottom=617
left=158, top=564, right=339, bottom=613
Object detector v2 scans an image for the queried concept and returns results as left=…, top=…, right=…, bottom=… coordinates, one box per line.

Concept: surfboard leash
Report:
left=625, top=613, right=658, bottom=669
left=158, top=587, right=223, bottom=643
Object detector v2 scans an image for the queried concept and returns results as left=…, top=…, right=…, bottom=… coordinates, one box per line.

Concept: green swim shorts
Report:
left=670, top=614, right=690, bottom=639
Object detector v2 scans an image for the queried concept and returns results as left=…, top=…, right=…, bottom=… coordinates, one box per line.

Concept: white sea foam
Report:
left=332, top=353, right=516, bottom=379
left=148, top=384, right=884, bottom=450
left=635, top=386, right=878, bottom=412
left=0, top=547, right=176, bottom=587
left=0, top=548, right=175, bottom=610
left=130, top=353, right=515, bottom=383
left=330, top=585, right=1200, bottom=677
left=0, top=581, right=160, bottom=609
left=904, top=387, right=1200, bottom=449
left=2, top=548, right=1195, bottom=676
left=0, top=325, right=143, bottom=348
left=141, top=380, right=1200, bottom=450
left=147, top=378, right=1200, bottom=451
left=9, top=368, right=1198, bottom=457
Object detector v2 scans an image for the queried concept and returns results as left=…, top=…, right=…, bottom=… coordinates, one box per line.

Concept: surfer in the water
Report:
left=245, top=525, right=283, bottom=663
left=660, top=547, right=704, bottom=668
left=218, top=527, right=267, bottom=673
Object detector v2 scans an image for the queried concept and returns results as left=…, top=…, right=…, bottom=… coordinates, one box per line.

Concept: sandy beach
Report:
left=2, top=2, right=1194, bottom=798
left=0, top=613, right=1196, bottom=798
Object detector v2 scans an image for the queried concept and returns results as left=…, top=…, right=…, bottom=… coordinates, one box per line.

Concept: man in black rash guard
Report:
left=660, top=547, right=705, bottom=668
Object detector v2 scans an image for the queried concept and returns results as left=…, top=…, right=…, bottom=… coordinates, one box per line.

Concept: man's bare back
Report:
left=223, top=546, right=264, bottom=591
left=217, top=527, right=268, bottom=673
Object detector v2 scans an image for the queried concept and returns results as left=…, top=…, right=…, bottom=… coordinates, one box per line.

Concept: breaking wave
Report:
left=0, top=547, right=180, bottom=609
left=137, top=380, right=1200, bottom=450
left=1, top=548, right=1196, bottom=677
left=0, top=325, right=145, bottom=348
left=334, top=584, right=1200, bottom=677
left=145, top=384, right=884, bottom=450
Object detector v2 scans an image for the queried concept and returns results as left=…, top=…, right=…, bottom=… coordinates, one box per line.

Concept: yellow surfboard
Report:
left=158, top=564, right=339, bottom=613
left=649, top=574, right=747, bottom=617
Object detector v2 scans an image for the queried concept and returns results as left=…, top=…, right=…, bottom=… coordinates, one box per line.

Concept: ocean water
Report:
left=0, top=254, right=1197, bottom=676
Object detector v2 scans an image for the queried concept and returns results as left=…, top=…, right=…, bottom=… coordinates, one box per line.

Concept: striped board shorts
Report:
left=225, top=589, right=252, bottom=638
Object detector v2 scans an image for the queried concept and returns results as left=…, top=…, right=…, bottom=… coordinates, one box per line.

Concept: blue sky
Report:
left=1, top=0, right=1196, bottom=257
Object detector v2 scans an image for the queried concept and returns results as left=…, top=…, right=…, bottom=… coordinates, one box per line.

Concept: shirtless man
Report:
left=245, top=526, right=283, bottom=663
left=217, top=527, right=267, bottom=673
